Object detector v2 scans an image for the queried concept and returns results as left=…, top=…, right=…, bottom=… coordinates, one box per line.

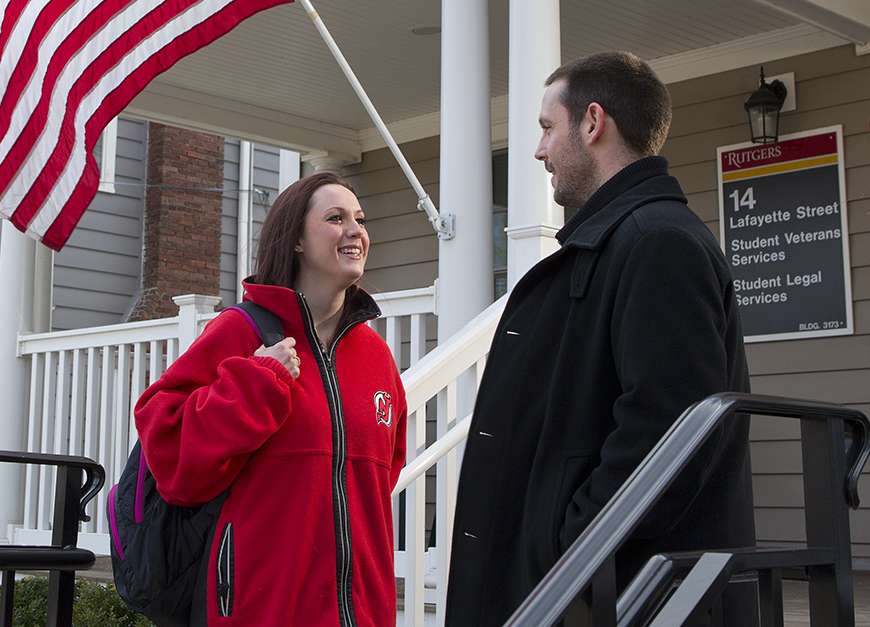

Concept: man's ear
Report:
left=584, top=102, right=607, bottom=144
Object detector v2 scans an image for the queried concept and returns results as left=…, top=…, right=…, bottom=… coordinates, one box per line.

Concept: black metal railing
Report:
left=504, top=393, right=870, bottom=627
left=0, top=451, right=105, bottom=627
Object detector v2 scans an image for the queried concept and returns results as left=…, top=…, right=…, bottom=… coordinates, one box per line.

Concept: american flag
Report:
left=0, top=0, right=291, bottom=251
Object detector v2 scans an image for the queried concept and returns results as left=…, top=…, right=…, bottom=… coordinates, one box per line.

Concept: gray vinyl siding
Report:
left=52, top=118, right=146, bottom=330
left=251, top=144, right=280, bottom=271
left=220, top=141, right=283, bottom=308
left=343, top=137, right=441, bottom=294
left=220, top=139, right=241, bottom=307
left=661, top=44, right=870, bottom=563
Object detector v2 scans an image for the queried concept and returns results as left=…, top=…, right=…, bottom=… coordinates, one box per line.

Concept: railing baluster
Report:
left=82, top=347, right=99, bottom=533
left=378, top=314, right=406, bottom=554
left=801, top=417, right=855, bottom=627
left=68, top=350, right=85, bottom=457
left=129, top=343, right=146, bottom=451
left=37, top=352, right=56, bottom=531
left=51, top=351, right=72, bottom=522
left=474, top=356, right=486, bottom=388
left=435, top=381, right=458, bottom=625
left=148, top=340, right=162, bottom=384
left=1, top=569, right=14, bottom=626
left=386, top=316, right=401, bottom=364
left=403, top=404, right=428, bottom=627
left=167, top=338, right=179, bottom=365
left=96, top=346, right=113, bottom=534
left=758, top=568, right=784, bottom=627
left=410, top=314, right=425, bottom=366
left=113, top=344, right=131, bottom=482
left=399, top=313, right=429, bottom=624
left=385, top=316, right=403, bottom=551
left=23, top=354, right=43, bottom=530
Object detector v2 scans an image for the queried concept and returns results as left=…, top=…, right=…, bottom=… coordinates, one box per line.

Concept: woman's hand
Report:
left=255, top=337, right=301, bottom=379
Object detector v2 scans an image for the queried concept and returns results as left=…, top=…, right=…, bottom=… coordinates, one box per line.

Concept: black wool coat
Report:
left=444, top=157, right=756, bottom=626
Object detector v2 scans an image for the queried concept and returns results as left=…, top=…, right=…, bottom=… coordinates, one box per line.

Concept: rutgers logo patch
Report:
left=374, top=391, right=393, bottom=427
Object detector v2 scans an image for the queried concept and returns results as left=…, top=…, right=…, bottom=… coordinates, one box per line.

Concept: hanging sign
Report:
left=717, top=125, right=853, bottom=342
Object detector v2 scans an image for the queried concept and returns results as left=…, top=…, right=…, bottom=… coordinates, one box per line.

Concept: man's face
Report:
left=535, top=79, right=599, bottom=208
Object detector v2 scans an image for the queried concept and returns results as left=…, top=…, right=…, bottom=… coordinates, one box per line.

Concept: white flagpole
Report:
left=297, top=0, right=453, bottom=239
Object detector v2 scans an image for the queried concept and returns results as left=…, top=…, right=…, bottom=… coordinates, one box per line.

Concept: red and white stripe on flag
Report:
left=0, top=0, right=291, bottom=251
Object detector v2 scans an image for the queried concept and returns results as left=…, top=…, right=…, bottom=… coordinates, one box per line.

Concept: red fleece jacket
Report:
left=135, top=281, right=406, bottom=626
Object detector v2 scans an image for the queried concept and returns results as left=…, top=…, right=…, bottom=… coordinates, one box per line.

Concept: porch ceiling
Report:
left=125, top=0, right=842, bottom=155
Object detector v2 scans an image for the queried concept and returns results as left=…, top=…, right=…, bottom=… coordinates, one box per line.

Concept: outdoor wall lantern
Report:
left=744, top=67, right=788, bottom=144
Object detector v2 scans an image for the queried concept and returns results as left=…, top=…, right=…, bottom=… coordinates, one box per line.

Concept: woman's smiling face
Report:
left=296, top=183, right=369, bottom=290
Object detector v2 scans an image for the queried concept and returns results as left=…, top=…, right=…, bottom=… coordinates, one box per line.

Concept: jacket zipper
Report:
left=216, top=522, right=234, bottom=617
left=297, top=294, right=362, bottom=627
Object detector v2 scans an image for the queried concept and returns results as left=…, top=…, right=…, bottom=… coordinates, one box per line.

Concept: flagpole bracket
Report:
left=435, top=213, right=455, bottom=241
left=417, top=195, right=454, bottom=240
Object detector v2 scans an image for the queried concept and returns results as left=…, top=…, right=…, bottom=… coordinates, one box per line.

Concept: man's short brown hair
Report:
left=545, top=52, right=672, bottom=156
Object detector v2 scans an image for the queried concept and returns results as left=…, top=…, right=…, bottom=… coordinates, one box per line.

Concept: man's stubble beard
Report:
left=553, top=131, right=601, bottom=210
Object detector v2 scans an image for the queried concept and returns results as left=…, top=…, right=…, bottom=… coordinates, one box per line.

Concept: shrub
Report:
left=6, top=577, right=153, bottom=627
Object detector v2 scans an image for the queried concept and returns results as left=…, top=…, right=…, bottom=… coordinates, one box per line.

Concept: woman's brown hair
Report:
left=255, top=171, right=356, bottom=288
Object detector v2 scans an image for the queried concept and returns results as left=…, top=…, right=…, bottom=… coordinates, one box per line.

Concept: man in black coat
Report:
left=445, top=52, right=756, bottom=626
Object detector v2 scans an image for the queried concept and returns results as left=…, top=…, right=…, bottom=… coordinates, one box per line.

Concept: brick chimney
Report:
left=128, top=123, right=223, bottom=321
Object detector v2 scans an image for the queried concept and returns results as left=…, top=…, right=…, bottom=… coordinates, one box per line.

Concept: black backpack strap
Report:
left=225, top=302, right=285, bottom=347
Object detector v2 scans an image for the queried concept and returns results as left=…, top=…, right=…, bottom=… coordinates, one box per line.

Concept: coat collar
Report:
left=557, top=156, right=687, bottom=251
left=240, top=278, right=381, bottom=335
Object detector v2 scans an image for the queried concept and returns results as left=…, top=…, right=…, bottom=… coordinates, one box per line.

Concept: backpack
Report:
left=108, top=301, right=284, bottom=626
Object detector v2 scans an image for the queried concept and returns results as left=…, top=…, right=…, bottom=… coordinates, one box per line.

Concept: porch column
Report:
left=435, top=0, right=493, bottom=622
left=0, top=222, right=36, bottom=541
left=438, top=0, right=493, bottom=340
left=506, top=0, right=562, bottom=289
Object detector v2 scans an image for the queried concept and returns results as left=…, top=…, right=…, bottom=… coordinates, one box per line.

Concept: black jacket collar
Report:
left=557, top=156, right=686, bottom=251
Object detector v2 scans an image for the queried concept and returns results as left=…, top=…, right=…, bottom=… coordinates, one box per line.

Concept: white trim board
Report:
left=97, top=117, right=117, bottom=194
left=753, top=0, right=870, bottom=45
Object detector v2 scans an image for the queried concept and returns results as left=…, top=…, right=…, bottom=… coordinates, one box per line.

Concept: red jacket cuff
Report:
left=253, top=355, right=296, bottom=387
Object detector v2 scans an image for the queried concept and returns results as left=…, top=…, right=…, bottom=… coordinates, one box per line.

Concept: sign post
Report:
left=717, top=126, right=853, bottom=343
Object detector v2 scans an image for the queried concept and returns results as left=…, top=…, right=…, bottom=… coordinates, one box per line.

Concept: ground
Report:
left=88, top=557, right=870, bottom=624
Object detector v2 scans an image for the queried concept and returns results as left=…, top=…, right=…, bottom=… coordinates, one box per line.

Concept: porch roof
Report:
left=124, top=0, right=855, bottom=159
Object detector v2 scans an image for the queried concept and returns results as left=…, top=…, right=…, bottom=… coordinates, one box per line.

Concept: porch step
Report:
left=782, top=573, right=870, bottom=626
left=75, top=555, right=114, bottom=584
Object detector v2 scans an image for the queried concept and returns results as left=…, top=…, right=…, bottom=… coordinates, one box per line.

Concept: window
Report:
left=493, top=151, right=508, bottom=298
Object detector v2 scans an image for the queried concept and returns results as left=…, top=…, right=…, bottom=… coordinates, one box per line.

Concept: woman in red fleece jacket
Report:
left=135, top=172, right=407, bottom=626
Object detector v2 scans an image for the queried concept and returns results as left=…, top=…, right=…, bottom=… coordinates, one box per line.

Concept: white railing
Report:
left=393, top=295, right=507, bottom=626
left=15, top=306, right=198, bottom=552
left=14, top=287, right=437, bottom=555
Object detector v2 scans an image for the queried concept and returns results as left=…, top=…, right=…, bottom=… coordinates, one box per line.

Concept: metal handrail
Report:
left=0, top=451, right=105, bottom=523
left=504, top=392, right=870, bottom=626
left=0, top=451, right=105, bottom=627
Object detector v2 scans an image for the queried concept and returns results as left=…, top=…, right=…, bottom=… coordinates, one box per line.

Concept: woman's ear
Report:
left=294, top=244, right=303, bottom=253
